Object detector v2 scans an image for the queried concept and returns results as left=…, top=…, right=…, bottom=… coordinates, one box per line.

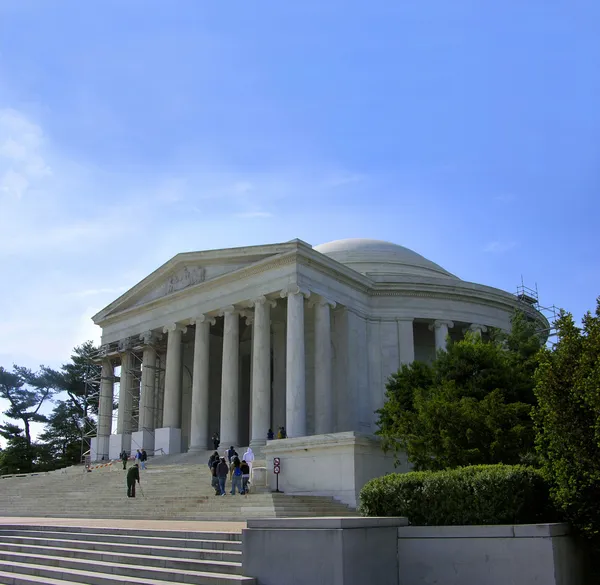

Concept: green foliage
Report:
left=0, top=341, right=101, bottom=473
left=359, top=464, right=552, bottom=525
left=0, top=366, right=55, bottom=448
left=42, top=341, right=103, bottom=416
left=376, top=312, right=542, bottom=470
left=533, top=301, right=600, bottom=539
left=38, top=401, right=89, bottom=467
left=0, top=424, right=38, bottom=474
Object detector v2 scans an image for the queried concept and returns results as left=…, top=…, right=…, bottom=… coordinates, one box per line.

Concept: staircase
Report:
left=0, top=524, right=254, bottom=584
left=0, top=460, right=355, bottom=520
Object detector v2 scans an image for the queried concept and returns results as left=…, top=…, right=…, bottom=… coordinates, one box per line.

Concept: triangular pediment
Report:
left=93, top=240, right=310, bottom=323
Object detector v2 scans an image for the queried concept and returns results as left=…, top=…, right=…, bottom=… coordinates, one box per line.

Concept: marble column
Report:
left=188, top=315, right=215, bottom=453
left=138, top=332, right=158, bottom=432
left=162, top=323, right=186, bottom=429
left=397, top=318, right=415, bottom=365
left=430, top=320, right=454, bottom=352
left=312, top=297, right=336, bottom=435
left=271, top=320, right=286, bottom=432
left=97, top=357, right=114, bottom=460
left=281, top=286, right=310, bottom=438
left=468, top=323, right=488, bottom=338
left=117, top=347, right=134, bottom=435
left=131, top=332, right=158, bottom=452
left=251, top=296, right=276, bottom=447
left=220, top=306, right=240, bottom=446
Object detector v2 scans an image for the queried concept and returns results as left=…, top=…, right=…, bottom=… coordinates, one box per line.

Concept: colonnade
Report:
left=96, top=285, right=489, bottom=459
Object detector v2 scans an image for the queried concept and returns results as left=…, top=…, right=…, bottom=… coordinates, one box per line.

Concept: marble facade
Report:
left=91, top=238, right=545, bottom=460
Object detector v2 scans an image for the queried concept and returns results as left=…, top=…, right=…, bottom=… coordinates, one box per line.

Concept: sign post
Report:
left=273, top=457, right=282, bottom=493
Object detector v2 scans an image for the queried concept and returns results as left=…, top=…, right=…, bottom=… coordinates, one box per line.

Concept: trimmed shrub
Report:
left=359, top=464, right=553, bottom=525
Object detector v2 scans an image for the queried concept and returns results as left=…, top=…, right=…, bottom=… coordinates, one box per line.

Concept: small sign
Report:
left=274, top=457, right=281, bottom=475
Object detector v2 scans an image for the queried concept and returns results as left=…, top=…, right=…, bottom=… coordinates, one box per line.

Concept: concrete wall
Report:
left=396, top=523, right=583, bottom=585
left=243, top=517, right=408, bottom=585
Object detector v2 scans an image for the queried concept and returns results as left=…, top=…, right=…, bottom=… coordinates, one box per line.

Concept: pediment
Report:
left=93, top=240, right=310, bottom=324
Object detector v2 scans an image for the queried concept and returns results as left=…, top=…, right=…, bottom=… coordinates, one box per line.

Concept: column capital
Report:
left=163, top=323, right=188, bottom=335
left=219, top=305, right=238, bottom=317
left=118, top=338, right=132, bottom=353
left=280, top=285, right=311, bottom=299
left=139, top=330, right=163, bottom=346
left=191, top=314, right=216, bottom=327
left=468, top=323, right=488, bottom=334
left=429, top=320, right=454, bottom=331
left=253, top=295, right=277, bottom=308
left=308, top=295, right=337, bottom=309
left=395, top=317, right=414, bottom=323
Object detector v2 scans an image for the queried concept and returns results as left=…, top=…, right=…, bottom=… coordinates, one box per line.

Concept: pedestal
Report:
left=109, top=433, right=131, bottom=460
left=131, top=429, right=155, bottom=452
left=263, top=432, right=409, bottom=507
left=154, top=427, right=182, bottom=456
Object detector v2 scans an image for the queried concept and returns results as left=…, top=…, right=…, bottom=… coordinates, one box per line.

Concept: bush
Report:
left=359, top=464, right=553, bottom=525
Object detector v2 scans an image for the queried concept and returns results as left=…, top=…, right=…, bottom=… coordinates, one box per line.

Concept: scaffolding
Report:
left=86, top=337, right=166, bottom=460
left=515, top=277, right=559, bottom=344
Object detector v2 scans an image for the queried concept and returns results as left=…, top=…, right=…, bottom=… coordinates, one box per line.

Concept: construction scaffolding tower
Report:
left=87, top=337, right=166, bottom=460
left=515, top=277, right=559, bottom=345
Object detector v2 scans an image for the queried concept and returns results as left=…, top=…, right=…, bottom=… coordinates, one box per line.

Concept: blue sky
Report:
left=0, top=1, right=598, bottom=379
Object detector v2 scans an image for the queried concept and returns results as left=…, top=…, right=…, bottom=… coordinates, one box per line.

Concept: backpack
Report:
left=233, top=466, right=242, bottom=476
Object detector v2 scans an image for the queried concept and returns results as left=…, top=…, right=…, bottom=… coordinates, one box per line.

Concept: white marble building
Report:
left=91, top=238, right=544, bottom=462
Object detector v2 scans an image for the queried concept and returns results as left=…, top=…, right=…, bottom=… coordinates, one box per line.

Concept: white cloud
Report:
left=0, top=108, right=51, bottom=199
left=484, top=241, right=517, bottom=253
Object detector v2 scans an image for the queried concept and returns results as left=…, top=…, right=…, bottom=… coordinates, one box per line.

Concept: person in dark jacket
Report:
left=120, top=450, right=128, bottom=470
left=216, top=457, right=229, bottom=496
left=126, top=463, right=140, bottom=497
left=267, top=428, right=274, bottom=441
left=141, top=449, right=148, bottom=470
left=227, top=446, right=237, bottom=463
left=212, top=432, right=220, bottom=450
left=210, top=457, right=220, bottom=495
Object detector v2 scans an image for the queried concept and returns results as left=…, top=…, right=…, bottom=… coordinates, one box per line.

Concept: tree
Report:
left=0, top=366, right=55, bottom=450
left=38, top=401, right=89, bottom=466
left=377, top=312, right=543, bottom=470
left=0, top=423, right=36, bottom=474
left=533, top=301, right=600, bottom=539
left=42, top=341, right=102, bottom=416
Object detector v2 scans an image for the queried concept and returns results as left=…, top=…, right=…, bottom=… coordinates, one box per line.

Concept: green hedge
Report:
left=359, top=464, right=553, bottom=525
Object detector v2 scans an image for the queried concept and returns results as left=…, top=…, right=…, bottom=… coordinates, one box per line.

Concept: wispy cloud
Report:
left=484, top=241, right=517, bottom=253
left=0, top=108, right=51, bottom=199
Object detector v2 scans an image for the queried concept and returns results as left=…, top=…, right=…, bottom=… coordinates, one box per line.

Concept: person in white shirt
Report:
left=243, top=447, right=255, bottom=479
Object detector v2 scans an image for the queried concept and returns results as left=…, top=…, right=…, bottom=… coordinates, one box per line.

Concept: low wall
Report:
left=243, top=517, right=408, bottom=585
left=397, top=523, right=583, bottom=585
left=262, top=432, right=408, bottom=507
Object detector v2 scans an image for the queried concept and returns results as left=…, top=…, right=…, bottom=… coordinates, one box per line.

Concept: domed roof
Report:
left=313, top=238, right=457, bottom=279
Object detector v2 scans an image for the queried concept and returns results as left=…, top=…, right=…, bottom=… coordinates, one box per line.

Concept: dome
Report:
left=313, top=238, right=457, bottom=279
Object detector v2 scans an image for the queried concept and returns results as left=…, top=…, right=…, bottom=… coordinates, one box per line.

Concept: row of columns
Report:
left=97, top=290, right=489, bottom=456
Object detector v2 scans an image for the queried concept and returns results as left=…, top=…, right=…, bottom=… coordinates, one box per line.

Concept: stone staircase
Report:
left=0, top=524, right=253, bottom=584
left=0, top=459, right=355, bottom=520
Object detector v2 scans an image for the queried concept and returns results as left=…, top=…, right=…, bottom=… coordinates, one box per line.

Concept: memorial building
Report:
left=91, top=238, right=544, bottom=474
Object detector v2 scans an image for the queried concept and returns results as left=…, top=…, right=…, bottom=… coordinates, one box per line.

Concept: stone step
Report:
left=0, top=539, right=242, bottom=562
left=0, top=543, right=243, bottom=574
left=0, top=550, right=244, bottom=583
left=0, top=526, right=241, bottom=540
left=0, top=560, right=255, bottom=585
left=0, top=531, right=241, bottom=550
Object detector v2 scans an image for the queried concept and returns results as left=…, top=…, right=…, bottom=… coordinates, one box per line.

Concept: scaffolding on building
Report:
left=83, top=338, right=166, bottom=462
left=515, top=277, right=559, bottom=344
